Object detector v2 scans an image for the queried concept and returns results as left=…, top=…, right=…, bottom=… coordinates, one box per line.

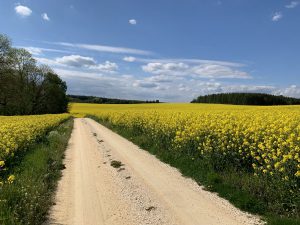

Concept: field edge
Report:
left=0, top=118, right=74, bottom=225
left=88, top=115, right=300, bottom=225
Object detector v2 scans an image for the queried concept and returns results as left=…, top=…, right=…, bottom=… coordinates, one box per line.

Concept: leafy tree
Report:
left=0, top=34, right=68, bottom=115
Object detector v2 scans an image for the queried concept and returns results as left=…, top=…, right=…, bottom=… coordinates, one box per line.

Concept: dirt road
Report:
left=48, top=118, right=262, bottom=225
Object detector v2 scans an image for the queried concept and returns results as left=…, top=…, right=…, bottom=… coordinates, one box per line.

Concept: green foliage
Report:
left=0, top=119, right=73, bottom=225
left=68, top=95, right=160, bottom=104
left=0, top=34, right=68, bottom=115
left=191, top=93, right=300, bottom=105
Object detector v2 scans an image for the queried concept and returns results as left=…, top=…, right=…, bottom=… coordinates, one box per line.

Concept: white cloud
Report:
left=286, top=1, right=299, bottom=9
left=23, top=47, right=43, bottom=55
left=147, top=75, right=174, bottom=83
left=133, top=81, right=158, bottom=88
left=54, top=68, right=161, bottom=101
left=53, top=68, right=107, bottom=80
left=15, top=5, right=32, bottom=17
left=123, top=56, right=136, bottom=62
left=178, top=84, right=191, bottom=92
left=274, top=85, right=300, bottom=98
left=31, top=45, right=299, bottom=102
left=121, top=74, right=134, bottom=79
left=191, top=64, right=249, bottom=79
left=42, top=13, right=50, bottom=21
left=36, top=55, right=118, bottom=73
left=129, top=19, right=137, bottom=25
left=89, top=61, right=118, bottom=73
left=56, top=55, right=96, bottom=67
left=18, top=46, right=70, bottom=55
left=35, top=57, right=60, bottom=66
left=142, top=62, right=189, bottom=75
left=133, top=57, right=244, bottom=67
left=187, top=82, right=277, bottom=100
left=142, top=61, right=251, bottom=79
left=50, top=65, right=300, bottom=102
left=223, top=85, right=276, bottom=93
left=272, top=12, right=283, bottom=22
left=54, top=42, right=152, bottom=55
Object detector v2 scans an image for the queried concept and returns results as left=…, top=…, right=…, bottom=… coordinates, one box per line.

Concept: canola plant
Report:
left=71, top=103, right=300, bottom=185
left=0, top=114, right=70, bottom=185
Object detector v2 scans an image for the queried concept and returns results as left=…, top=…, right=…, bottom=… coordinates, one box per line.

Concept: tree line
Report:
left=191, top=93, right=300, bottom=105
left=0, top=34, right=68, bottom=115
left=68, top=95, right=160, bottom=104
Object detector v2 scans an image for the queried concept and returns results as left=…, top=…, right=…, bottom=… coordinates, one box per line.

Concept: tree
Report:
left=191, top=93, right=300, bottom=105
left=0, top=35, right=13, bottom=113
left=40, top=71, right=68, bottom=114
left=0, top=34, right=68, bottom=115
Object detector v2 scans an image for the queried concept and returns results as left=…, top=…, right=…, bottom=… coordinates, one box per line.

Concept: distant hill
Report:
left=68, top=95, right=160, bottom=104
left=191, top=93, right=300, bottom=105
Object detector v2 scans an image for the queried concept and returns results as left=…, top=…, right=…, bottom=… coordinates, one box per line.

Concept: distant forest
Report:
left=0, top=34, right=68, bottom=115
left=69, top=95, right=160, bottom=104
left=191, top=93, right=300, bottom=105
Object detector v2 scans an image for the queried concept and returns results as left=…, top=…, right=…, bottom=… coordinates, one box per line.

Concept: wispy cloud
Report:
left=271, top=1, right=298, bottom=22
left=51, top=42, right=152, bottom=55
left=275, top=85, right=300, bottom=98
left=123, top=56, right=136, bottom=62
left=53, top=68, right=156, bottom=101
left=89, top=61, right=118, bottom=72
left=272, top=12, right=283, bottom=22
left=147, top=75, right=174, bottom=83
left=134, top=58, right=244, bottom=67
left=35, top=55, right=118, bottom=73
left=285, top=1, right=299, bottom=9
left=18, top=46, right=71, bottom=55
left=191, top=64, right=250, bottom=79
left=129, top=19, right=137, bottom=25
left=15, top=4, right=32, bottom=17
left=142, top=61, right=251, bottom=79
left=56, top=55, right=96, bottom=67
left=42, top=13, right=50, bottom=21
left=133, top=81, right=158, bottom=88
left=142, top=62, right=189, bottom=76
left=35, top=57, right=61, bottom=66
left=55, top=64, right=298, bottom=102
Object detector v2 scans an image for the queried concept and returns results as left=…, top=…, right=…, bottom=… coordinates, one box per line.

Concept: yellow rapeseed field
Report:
left=71, top=103, right=300, bottom=184
left=0, top=114, right=70, bottom=185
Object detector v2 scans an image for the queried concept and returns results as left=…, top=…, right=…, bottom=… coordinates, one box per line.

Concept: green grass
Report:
left=0, top=119, right=73, bottom=225
left=90, top=116, right=300, bottom=225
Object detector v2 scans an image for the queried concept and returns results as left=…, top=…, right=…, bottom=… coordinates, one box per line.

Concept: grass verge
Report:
left=89, top=116, right=300, bottom=225
left=0, top=119, right=73, bottom=225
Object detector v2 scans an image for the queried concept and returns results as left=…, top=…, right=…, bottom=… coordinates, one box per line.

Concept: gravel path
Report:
left=47, top=118, right=263, bottom=225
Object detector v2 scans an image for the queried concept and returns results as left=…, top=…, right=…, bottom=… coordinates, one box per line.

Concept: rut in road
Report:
left=47, top=118, right=263, bottom=225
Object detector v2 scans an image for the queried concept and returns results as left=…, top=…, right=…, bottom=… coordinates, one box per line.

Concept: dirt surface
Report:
left=47, top=118, right=263, bottom=225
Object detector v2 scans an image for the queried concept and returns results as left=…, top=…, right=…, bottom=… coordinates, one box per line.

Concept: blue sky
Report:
left=0, top=0, right=299, bottom=102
